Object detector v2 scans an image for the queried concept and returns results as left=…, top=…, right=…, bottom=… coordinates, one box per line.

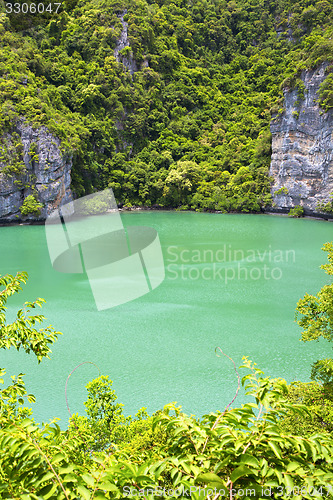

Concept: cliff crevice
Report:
left=113, top=10, right=138, bottom=76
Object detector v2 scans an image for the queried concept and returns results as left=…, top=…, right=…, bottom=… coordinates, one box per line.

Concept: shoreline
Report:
left=1, top=205, right=333, bottom=227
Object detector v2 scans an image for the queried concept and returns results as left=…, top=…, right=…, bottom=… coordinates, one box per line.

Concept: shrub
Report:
left=81, top=197, right=109, bottom=215
left=318, top=72, right=333, bottom=111
left=280, top=381, right=333, bottom=436
left=288, top=205, right=304, bottom=217
left=19, top=195, right=43, bottom=216
left=274, top=186, right=288, bottom=195
left=317, top=194, right=333, bottom=214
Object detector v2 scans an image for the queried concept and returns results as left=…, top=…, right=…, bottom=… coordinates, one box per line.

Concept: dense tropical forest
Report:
left=1, top=243, right=333, bottom=498
left=0, top=0, right=332, bottom=211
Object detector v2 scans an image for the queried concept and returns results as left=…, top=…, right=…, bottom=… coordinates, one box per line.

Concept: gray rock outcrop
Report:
left=114, top=10, right=138, bottom=75
left=0, top=122, right=72, bottom=222
left=270, top=64, right=333, bottom=215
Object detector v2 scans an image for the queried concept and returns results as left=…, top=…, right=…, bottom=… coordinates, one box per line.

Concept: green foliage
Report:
left=318, top=70, right=333, bottom=110
left=1, top=272, right=333, bottom=497
left=81, top=196, right=110, bottom=215
left=67, top=375, right=167, bottom=469
left=163, top=161, right=201, bottom=206
left=282, top=245, right=333, bottom=435
left=0, top=272, right=61, bottom=420
left=1, top=0, right=332, bottom=211
left=275, top=186, right=288, bottom=195
left=69, top=375, right=131, bottom=454
left=296, top=242, right=333, bottom=390
left=288, top=205, right=304, bottom=217
left=311, top=358, right=333, bottom=387
left=296, top=242, right=333, bottom=343
left=29, top=141, right=39, bottom=164
left=280, top=381, right=333, bottom=436
left=317, top=193, right=333, bottom=213
left=0, top=133, right=26, bottom=179
left=19, top=194, right=43, bottom=216
left=0, top=272, right=61, bottom=361
left=2, top=354, right=333, bottom=498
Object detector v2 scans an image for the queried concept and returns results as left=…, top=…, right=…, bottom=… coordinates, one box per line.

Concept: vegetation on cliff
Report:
left=0, top=0, right=332, bottom=211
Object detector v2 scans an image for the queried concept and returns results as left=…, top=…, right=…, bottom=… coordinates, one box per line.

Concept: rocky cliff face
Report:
left=0, top=123, right=72, bottom=222
left=114, top=10, right=138, bottom=76
left=270, top=65, right=333, bottom=215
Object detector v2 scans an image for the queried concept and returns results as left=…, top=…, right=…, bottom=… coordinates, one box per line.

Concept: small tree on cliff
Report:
left=19, top=194, right=43, bottom=216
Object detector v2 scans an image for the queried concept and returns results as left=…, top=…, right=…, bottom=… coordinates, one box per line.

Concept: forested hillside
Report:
left=0, top=0, right=332, bottom=211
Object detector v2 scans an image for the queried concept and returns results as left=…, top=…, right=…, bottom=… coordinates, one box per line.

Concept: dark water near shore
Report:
left=0, top=212, right=332, bottom=426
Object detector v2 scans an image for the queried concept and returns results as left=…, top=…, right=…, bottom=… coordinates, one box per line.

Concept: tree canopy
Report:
left=0, top=0, right=332, bottom=211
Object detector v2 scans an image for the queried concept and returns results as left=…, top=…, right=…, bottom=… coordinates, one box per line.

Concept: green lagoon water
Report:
left=0, top=211, right=332, bottom=426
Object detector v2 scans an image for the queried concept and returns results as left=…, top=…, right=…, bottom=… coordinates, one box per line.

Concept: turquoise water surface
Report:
left=0, top=211, right=332, bottom=426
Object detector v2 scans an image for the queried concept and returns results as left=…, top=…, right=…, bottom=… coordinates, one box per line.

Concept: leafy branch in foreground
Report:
left=280, top=381, right=333, bottom=436
left=279, top=242, right=333, bottom=438
left=1, top=356, right=333, bottom=499
left=1, top=269, right=333, bottom=498
left=0, top=271, right=61, bottom=361
left=296, top=242, right=333, bottom=388
left=0, top=271, right=61, bottom=419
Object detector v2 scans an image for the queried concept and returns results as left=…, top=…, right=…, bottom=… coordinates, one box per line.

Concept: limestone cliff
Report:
left=270, top=64, right=333, bottom=215
left=113, top=10, right=138, bottom=76
left=0, top=123, right=72, bottom=222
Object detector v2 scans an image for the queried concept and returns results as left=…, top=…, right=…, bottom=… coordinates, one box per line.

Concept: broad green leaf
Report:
left=62, top=473, right=78, bottom=483
left=191, top=465, right=201, bottom=476
left=286, top=461, right=300, bottom=472
left=196, top=473, right=224, bottom=484
left=283, top=473, right=294, bottom=490
left=38, top=483, right=57, bottom=499
left=77, top=485, right=91, bottom=500
left=51, top=453, right=65, bottom=464
left=239, top=454, right=259, bottom=468
left=99, top=482, right=119, bottom=492
left=82, top=473, right=95, bottom=486
left=230, top=465, right=254, bottom=483
left=58, top=464, right=74, bottom=474
left=267, top=441, right=282, bottom=459
left=135, top=474, right=153, bottom=483
left=274, top=468, right=283, bottom=483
